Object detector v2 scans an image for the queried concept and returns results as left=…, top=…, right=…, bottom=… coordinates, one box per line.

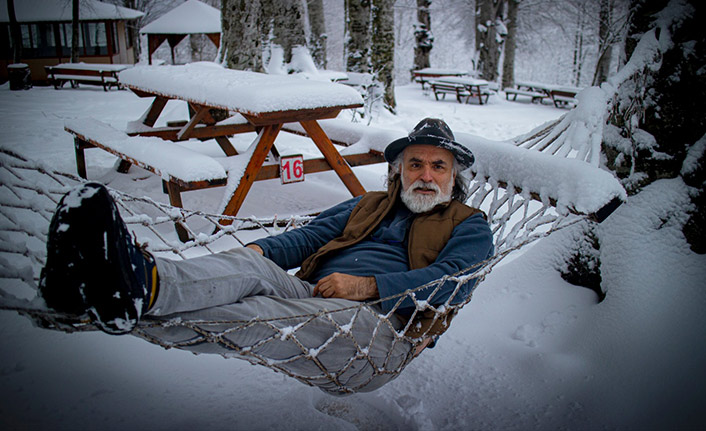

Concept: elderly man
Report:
left=39, top=118, right=493, bottom=390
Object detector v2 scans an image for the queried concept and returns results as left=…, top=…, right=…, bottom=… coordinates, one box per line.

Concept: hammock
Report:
left=0, top=121, right=625, bottom=394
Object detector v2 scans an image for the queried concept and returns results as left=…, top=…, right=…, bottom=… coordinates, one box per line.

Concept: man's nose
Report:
left=420, top=166, right=434, bottom=182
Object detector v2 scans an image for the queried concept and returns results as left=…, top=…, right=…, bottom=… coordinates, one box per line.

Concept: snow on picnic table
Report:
left=119, top=62, right=364, bottom=115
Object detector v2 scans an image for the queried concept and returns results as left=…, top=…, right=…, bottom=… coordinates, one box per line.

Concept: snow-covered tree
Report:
left=606, top=0, right=706, bottom=252
left=591, top=0, right=615, bottom=86
left=501, top=0, right=519, bottom=88
left=475, top=0, right=507, bottom=81
left=413, top=0, right=433, bottom=71
left=308, top=0, right=328, bottom=69
left=271, top=0, right=307, bottom=65
left=220, top=0, right=263, bottom=71
left=372, top=0, right=396, bottom=112
left=346, top=0, right=372, bottom=73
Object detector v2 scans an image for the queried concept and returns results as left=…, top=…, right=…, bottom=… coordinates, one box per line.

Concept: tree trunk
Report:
left=346, top=0, right=371, bottom=73
left=6, top=0, right=22, bottom=63
left=372, top=0, right=396, bottom=112
left=592, top=0, right=614, bottom=86
left=271, top=0, right=306, bottom=65
left=220, top=0, right=263, bottom=71
left=572, top=9, right=585, bottom=87
left=413, top=0, right=433, bottom=71
left=307, top=0, right=327, bottom=69
left=475, top=0, right=505, bottom=81
left=71, top=0, right=80, bottom=63
left=501, top=0, right=518, bottom=89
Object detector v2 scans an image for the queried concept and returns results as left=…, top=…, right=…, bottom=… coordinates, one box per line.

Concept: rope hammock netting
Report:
left=0, top=125, right=624, bottom=394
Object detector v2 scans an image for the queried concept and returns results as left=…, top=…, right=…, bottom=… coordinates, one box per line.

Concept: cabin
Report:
left=0, top=0, right=143, bottom=83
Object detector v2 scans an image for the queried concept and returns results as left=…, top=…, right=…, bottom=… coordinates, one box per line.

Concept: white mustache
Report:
left=410, top=180, right=440, bottom=193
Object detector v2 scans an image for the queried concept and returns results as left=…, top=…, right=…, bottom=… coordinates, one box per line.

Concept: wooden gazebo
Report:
left=140, top=0, right=220, bottom=65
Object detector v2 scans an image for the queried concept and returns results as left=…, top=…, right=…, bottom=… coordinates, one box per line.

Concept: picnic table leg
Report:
left=180, top=104, right=239, bottom=156
left=74, top=138, right=88, bottom=179
left=164, top=181, right=191, bottom=242
left=300, top=120, right=366, bottom=197
left=219, top=124, right=282, bottom=224
left=142, top=96, right=169, bottom=127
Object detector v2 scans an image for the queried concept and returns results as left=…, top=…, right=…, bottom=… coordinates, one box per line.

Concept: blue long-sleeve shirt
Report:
left=253, top=197, right=494, bottom=315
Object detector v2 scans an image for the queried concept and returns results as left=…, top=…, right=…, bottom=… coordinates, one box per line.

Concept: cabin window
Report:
left=17, top=23, right=57, bottom=58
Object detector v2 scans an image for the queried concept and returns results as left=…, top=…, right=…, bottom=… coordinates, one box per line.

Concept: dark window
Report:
left=17, top=23, right=57, bottom=58
left=83, top=22, right=108, bottom=56
left=125, top=23, right=134, bottom=49
left=58, top=23, right=82, bottom=57
left=110, top=21, right=119, bottom=53
left=1, top=24, right=10, bottom=59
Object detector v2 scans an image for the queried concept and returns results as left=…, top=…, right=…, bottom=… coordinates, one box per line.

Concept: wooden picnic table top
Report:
left=119, top=64, right=364, bottom=124
left=116, top=63, right=376, bottom=222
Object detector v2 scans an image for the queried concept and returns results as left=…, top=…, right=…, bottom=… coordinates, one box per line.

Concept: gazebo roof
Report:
left=0, top=0, right=144, bottom=23
left=141, top=0, right=220, bottom=35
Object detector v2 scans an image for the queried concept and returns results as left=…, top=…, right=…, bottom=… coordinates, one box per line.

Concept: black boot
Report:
left=39, top=183, right=158, bottom=334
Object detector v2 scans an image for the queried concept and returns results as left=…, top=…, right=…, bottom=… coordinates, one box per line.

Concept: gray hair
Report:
left=387, top=152, right=471, bottom=203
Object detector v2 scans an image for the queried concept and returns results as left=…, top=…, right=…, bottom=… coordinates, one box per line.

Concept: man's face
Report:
left=399, top=144, right=456, bottom=213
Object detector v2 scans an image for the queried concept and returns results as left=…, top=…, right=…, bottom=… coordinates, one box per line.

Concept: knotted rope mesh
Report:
left=0, top=146, right=583, bottom=394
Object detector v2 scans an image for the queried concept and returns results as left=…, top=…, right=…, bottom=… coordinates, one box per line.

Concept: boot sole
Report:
left=48, top=183, right=144, bottom=334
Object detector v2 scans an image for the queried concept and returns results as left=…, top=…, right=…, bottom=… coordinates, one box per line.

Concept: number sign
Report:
left=280, top=154, right=305, bottom=184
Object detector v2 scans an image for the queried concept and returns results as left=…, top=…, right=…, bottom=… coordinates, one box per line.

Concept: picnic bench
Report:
left=64, top=64, right=387, bottom=241
left=45, top=63, right=132, bottom=91
left=429, top=76, right=492, bottom=105
left=503, top=87, right=547, bottom=103
left=412, top=68, right=469, bottom=89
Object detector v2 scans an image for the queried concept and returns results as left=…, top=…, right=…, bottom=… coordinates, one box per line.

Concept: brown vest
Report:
left=296, top=179, right=483, bottom=340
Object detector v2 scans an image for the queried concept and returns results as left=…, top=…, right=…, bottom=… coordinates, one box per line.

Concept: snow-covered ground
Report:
left=0, top=80, right=704, bottom=430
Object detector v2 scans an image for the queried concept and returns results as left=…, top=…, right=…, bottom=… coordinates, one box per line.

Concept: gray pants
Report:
left=141, top=247, right=414, bottom=394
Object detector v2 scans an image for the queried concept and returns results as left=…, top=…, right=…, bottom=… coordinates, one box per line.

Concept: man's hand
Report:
left=313, top=273, right=379, bottom=301
left=246, top=244, right=264, bottom=255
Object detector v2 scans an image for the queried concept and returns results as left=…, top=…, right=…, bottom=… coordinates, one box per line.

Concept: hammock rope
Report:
left=0, top=143, right=601, bottom=394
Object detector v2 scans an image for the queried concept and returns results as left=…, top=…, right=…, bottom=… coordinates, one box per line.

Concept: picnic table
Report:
left=429, top=76, right=492, bottom=105
left=45, top=63, right=133, bottom=91
left=514, top=80, right=582, bottom=108
left=411, top=68, right=469, bottom=89
left=65, top=63, right=386, bottom=240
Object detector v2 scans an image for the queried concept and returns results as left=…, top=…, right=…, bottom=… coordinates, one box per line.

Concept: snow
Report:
left=119, top=63, right=364, bottom=115
left=1, top=79, right=705, bottom=429
left=140, top=0, right=221, bottom=35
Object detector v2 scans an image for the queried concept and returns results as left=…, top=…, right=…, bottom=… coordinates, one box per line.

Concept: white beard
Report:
left=400, top=178, right=453, bottom=213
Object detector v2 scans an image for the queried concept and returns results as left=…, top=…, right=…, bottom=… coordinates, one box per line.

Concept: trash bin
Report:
left=8, top=63, right=32, bottom=90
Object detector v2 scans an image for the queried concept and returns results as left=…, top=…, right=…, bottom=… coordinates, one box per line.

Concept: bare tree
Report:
left=308, top=0, right=328, bottom=69
left=372, top=0, right=396, bottom=112
left=501, top=0, right=519, bottom=89
left=346, top=0, right=372, bottom=73
left=220, top=0, right=263, bottom=71
left=413, top=0, right=433, bottom=71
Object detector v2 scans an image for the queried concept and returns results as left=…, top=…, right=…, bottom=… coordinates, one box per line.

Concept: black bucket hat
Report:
left=384, top=118, right=475, bottom=169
